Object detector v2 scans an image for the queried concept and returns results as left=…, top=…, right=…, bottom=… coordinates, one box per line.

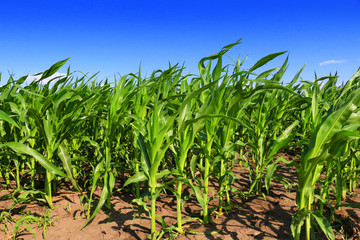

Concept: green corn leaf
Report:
left=186, top=179, right=205, bottom=209
left=271, top=56, right=288, bottom=82
left=212, top=53, right=223, bottom=81
left=155, top=169, right=171, bottom=180
left=123, top=171, right=148, bottom=188
left=14, top=189, right=46, bottom=203
left=58, top=143, right=81, bottom=192
left=54, top=90, right=75, bottom=111
left=328, top=130, right=360, bottom=145
left=109, top=171, right=116, bottom=198
left=50, top=75, right=70, bottom=94
left=123, top=165, right=170, bottom=188
left=289, top=64, right=305, bottom=86
left=40, top=58, right=70, bottom=80
left=311, top=211, right=335, bottom=240
left=337, top=68, right=360, bottom=102
left=16, top=75, right=28, bottom=85
left=264, top=163, right=277, bottom=192
left=83, top=172, right=109, bottom=228
left=304, top=88, right=360, bottom=162
left=267, top=120, right=299, bottom=161
left=336, top=203, right=360, bottom=209
left=90, top=160, right=104, bottom=199
left=190, top=155, right=197, bottom=180
left=4, top=142, right=67, bottom=178
left=335, top=173, right=343, bottom=206
left=137, top=133, right=151, bottom=177
left=256, top=67, right=280, bottom=80
left=0, top=110, right=20, bottom=129
left=132, top=198, right=150, bottom=214
left=198, top=39, right=242, bottom=79
left=249, top=51, right=287, bottom=72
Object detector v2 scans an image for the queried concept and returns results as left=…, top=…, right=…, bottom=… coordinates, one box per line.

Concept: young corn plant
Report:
left=237, top=55, right=302, bottom=197
left=0, top=75, right=35, bottom=189
left=189, top=46, right=300, bottom=222
left=317, top=137, right=359, bottom=219
left=212, top=80, right=247, bottom=213
left=346, top=140, right=360, bottom=192
left=1, top=59, right=87, bottom=208
left=84, top=73, right=139, bottom=226
left=181, top=41, right=245, bottom=225
left=171, top=67, right=234, bottom=232
left=128, top=71, right=153, bottom=202
left=124, top=63, right=221, bottom=239
left=292, top=69, right=360, bottom=240
left=168, top=77, right=207, bottom=234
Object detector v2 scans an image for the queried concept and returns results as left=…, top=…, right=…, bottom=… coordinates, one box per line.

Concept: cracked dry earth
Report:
left=1, top=153, right=360, bottom=240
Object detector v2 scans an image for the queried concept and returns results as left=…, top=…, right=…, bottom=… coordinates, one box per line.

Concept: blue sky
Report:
left=1, top=0, right=359, bottom=85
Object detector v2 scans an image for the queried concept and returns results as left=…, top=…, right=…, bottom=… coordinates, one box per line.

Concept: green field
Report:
left=1, top=40, right=360, bottom=240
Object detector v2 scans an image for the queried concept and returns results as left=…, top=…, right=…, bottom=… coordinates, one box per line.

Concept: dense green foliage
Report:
left=1, top=40, right=360, bottom=239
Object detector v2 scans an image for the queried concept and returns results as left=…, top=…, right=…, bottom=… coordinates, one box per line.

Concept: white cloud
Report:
left=25, top=72, right=68, bottom=85
left=319, top=59, right=346, bottom=66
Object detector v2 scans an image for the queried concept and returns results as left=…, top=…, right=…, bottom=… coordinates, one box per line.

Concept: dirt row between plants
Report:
left=1, top=153, right=359, bottom=240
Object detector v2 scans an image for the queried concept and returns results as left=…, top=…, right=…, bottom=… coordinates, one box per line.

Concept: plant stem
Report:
left=306, top=215, right=311, bottom=240
left=31, top=158, right=35, bottom=189
left=176, top=181, right=184, bottom=233
left=135, top=150, right=140, bottom=199
left=203, top=155, right=210, bottom=224
left=15, top=159, right=20, bottom=189
left=44, top=170, right=53, bottom=209
left=218, top=159, right=224, bottom=214
left=150, top=187, right=157, bottom=240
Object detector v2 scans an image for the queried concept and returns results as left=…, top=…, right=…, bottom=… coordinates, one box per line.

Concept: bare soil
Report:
left=1, top=153, right=359, bottom=240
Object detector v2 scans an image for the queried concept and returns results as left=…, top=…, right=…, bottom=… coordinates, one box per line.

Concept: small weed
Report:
left=64, top=203, right=72, bottom=214
left=0, top=210, right=13, bottom=234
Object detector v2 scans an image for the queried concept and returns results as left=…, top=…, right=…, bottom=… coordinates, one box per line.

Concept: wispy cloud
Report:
left=25, top=72, right=67, bottom=85
left=319, top=59, right=346, bottom=66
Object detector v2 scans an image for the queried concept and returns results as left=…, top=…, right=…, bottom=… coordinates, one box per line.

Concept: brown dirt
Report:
left=1, top=153, right=360, bottom=240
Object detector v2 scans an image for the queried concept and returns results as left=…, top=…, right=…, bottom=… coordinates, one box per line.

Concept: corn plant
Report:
left=84, top=73, right=139, bottom=225
left=1, top=40, right=360, bottom=240
left=292, top=69, right=360, bottom=240
left=170, top=77, right=207, bottom=234
left=233, top=57, right=301, bottom=199
left=124, top=63, right=222, bottom=238
left=0, top=75, right=31, bottom=189
left=346, top=140, right=360, bottom=192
